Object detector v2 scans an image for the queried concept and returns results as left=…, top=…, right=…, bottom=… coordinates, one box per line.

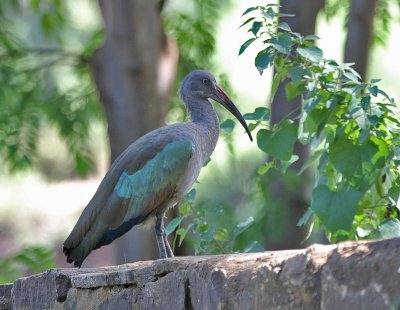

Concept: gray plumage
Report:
left=63, top=70, right=252, bottom=267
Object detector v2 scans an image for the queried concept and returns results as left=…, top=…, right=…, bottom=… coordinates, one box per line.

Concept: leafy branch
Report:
left=239, top=4, right=400, bottom=242
left=166, top=189, right=264, bottom=255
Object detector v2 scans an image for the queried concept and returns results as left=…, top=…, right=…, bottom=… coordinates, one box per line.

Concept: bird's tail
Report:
left=63, top=220, right=109, bottom=268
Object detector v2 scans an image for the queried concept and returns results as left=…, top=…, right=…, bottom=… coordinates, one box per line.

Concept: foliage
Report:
left=238, top=4, right=400, bottom=242
left=163, top=0, right=235, bottom=122
left=163, top=0, right=266, bottom=253
left=0, top=2, right=103, bottom=176
left=0, top=0, right=234, bottom=175
left=323, top=0, right=400, bottom=46
left=166, top=189, right=264, bottom=255
left=0, top=246, right=56, bottom=284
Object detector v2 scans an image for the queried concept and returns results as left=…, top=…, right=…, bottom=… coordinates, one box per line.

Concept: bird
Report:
left=63, top=70, right=253, bottom=267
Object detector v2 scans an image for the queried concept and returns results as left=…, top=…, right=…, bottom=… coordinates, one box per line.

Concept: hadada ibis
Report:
left=63, top=70, right=253, bottom=267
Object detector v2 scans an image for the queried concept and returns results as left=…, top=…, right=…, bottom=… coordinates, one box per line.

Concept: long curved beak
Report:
left=213, top=86, right=253, bottom=141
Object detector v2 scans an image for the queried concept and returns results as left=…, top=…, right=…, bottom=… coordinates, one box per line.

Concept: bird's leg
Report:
left=163, top=229, right=174, bottom=258
left=155, top=215, right=168, bottom=259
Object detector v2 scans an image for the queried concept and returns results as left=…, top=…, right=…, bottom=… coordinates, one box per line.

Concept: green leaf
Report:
left=297, top=208, right=314, bottom=226
left=376, top=218, right=400, bottom=238
left=244, top=241, right=265, bottom=253
left=239, top=17, right=256, bottom=29
left=361, top=96, right=371, bottom=111
left=262, top=7, right=275, bottom=19
left=278, top=22, right=292, bottom=32
left=274, top=13, right=295, bottom=18
left=166, top=216, right=184, bottom=235
left=297, top=46, right=323, bottom=62
left=255, top=48, right=275, bottom=74
left=176, top=228, right=189, bottom=246
left=257, top=161, right=274, bottom=175
left=257, top=120, right=298, bottom=161
left=239, top=38, right=256, bottom=55
left=297, top=149, right=324, bottom=175
left=179, top=202, right=191, bottom=216
left=329, top=136, right=389, bottom=191
left=280, top=155, right=299, bottom=173
left=203, top=158, right=211, bottom=167
left=233, top=216, right=254, bottom=238
left=213, top=228, right=229, bottom=241
left=270, top=72, right=281, bottom=102
left=270, top=33, right=292, bottom=55
left=220, top=119, right=236, bottom=133
left=243, top=107, right=270, bottom=121
left=248, top=122, right=260, bottom=132
left=242, top=6, right=258, bottom=16
left=377, top=89, right=393, bottom=103
left=288, top=66, right=309, bottom=82
left=299, top=107, right=326, bottom=144
left=185, top=188, right=196, bottom=201
left=311, top=184, right=364, bottom=232
left=197, top=223, right=210, bottom=233
left=344, top=71, right=359, bottom=83
left=388, top=185, right=400, bottom=204
left=304, top=34, right=320, bottom=41
left=285, top=81, right=306, bottom=100
left=251, top=21, right=263, bottom=36
left=369, top=85, right=378, bottom=96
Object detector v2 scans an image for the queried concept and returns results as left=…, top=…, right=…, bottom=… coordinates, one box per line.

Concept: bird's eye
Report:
left=202, top=78, right=209, bottom=85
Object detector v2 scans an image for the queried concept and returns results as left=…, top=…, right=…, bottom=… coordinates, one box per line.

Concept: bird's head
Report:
left=179, top=70, right=253, bottom=141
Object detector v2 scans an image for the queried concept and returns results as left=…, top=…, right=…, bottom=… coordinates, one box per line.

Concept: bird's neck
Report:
left=186, top=98, right=220, bottom=133
left=185, top=97, right=220, bottom=158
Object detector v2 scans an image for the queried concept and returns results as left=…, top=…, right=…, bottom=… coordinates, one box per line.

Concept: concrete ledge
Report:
left=1, top=238, right=400, bottom=309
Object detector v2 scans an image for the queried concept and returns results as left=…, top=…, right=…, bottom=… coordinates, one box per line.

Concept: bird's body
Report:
left=63, top=70, right=252, bottom=267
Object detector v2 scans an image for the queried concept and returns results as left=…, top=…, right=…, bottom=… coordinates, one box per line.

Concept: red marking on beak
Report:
left=216, top=86, right=230, bottom=99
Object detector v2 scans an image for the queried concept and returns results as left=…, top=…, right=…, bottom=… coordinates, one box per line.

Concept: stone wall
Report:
left=1, top=238, right=400, bottom=309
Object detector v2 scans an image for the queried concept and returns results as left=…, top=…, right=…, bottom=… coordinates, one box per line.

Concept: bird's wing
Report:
left=63, top=138, right=194, bottom=267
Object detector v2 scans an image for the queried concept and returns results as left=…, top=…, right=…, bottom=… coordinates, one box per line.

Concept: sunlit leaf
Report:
left=179, top=202, right=191, bottom=216
left=376, top=219, right=400, bottom=238
left=297, top=208, right=314, bottom=226
left=233, top=216, right=254, bottom=238
left=244, top=241, right=265, bottom=253
left=304, top=34, right=320, bottom=41
left=258, top=161, right=274, bottom=175
left=278, top=22, right=292, bottom=32
left=297, top=46, right=323, bottom=62
left=214, top=228, right=229, bottom=241
left=270, top=33, right=292, bottom=55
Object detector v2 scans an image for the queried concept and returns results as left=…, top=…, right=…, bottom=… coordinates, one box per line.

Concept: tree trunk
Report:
left=89, top=0, right=178, bottom=263
left=343, top=0, right=378, bottom=80
left=266, top=0, right=325, bottom=250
